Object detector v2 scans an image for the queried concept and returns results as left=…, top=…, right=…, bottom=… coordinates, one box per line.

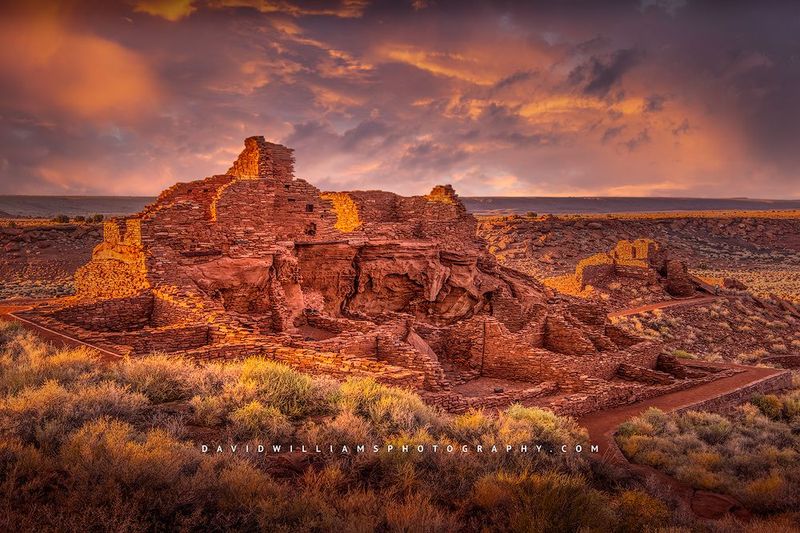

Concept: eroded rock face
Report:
left=32, top=136, right=688, bottom=415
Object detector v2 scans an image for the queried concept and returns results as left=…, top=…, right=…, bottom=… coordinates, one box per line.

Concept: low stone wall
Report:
left=422, top=381, right=559, bottom=413
left=674, top=370, right=793, bottom=414
left=761, top=355, right=800, bottom=368
left=617, top=363, right=674, bottom=385
left=545, top=369, right=738, bottom=418
left=49, top=293, right=153, bottom=332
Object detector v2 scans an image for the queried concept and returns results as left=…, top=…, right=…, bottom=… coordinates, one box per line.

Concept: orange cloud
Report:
left=377, top=45, right=497, bottom=86
left=212, top=0, right=369, bottom=18
left=134, top=0, right=197, bottom=21
left=0, top=13, right=161, bottom=122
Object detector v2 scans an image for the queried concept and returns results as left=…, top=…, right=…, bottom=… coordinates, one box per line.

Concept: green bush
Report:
left=229, top=401, right=292, bottom=440
left=339, top=378, right=439, bottom=436
left=238, top=358, right=337, bottom=419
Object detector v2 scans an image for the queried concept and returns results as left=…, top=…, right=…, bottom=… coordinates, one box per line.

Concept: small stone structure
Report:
left=22, top=137, right=723, bottom=414
left=574, top=239, right=699, bottom=297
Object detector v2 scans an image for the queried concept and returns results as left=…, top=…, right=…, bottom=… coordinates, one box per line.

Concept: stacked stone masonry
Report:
left=23, top=136, right=732, bottom=414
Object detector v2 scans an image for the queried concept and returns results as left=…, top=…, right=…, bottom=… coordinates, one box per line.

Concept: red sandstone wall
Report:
left=49, top=293, right=153, bottom=332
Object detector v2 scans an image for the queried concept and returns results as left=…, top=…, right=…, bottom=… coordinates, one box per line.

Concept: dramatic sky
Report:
left=1, top=0, right=799, bottom=197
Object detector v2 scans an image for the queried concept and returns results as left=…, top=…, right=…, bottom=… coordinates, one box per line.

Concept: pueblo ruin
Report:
left=21, top=136, right=734, bottom=415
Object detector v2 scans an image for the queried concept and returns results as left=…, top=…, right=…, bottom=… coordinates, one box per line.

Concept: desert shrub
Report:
left=612, top=489, right=671, bottom=532
left=0, top=329, right=98, bottom=394
left=384, top=493, right=459, bottom=532
left=675, top=463, right=726, bottom=490
left=739, top=472, right=792, bottom=512
left=92, top=213, right=104, bottom=222
left=0, top=320, right=24, bottom=343
left=302, top=409, right=374, bottom=448
left=752, top=394, right=785, bottom=421
left=678, top=411, right=732, bottom=444
left=447, top=409, right=495, bottom=443
left=617, top=390, right=800, bottom=513
left=229, top=401, right=292, bottom=440
left=189, top=359, right=337, bottom=430
left=113, top=353, right=199, bottom=403
left=1, top=380, right=148, bottom=450
left=189, top=393, right=229, bottom=427
left=499, top=404, right=589, bottom=449
left=54, top=417, right=239, bottom=530
left=238, top=358, right=338, bottom=419
left=52, top=214, right=69, bottom=223
left=73, top=215, right=86, bottom=222
left=339, top=378, right=440, bottom=436
left=471, top=471, right=613, bottom=532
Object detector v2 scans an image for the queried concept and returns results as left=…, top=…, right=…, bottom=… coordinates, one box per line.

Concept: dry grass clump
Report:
left=112, top=353, right=209, bottom=403
left=189, top=358, right=339, bottom=430
left=339, top=377, right=440, bottom=436
left=617, top=397, right=800, bottom=513
left=229, top=401, right=292, bottom=440
left=0, top=321, right=99, bottom=395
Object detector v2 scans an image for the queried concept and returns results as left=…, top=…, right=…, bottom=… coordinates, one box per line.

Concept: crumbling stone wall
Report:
left=50, top=293, right=153, bottom=332
left=31, top=135, right=714, bottom=415
left=570, top=238, right=696, bottom=295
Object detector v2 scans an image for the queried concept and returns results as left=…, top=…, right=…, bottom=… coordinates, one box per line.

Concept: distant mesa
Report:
left=19, top=136, right=729, bottom=415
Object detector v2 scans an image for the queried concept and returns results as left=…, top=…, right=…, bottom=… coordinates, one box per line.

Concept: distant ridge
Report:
left=461, top=196, right=800, bottom=215
left=3, top=195, right=800, bottom=218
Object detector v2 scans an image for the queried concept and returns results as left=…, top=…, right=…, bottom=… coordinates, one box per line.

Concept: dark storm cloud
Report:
left=601, top=125, right=625, bottom=143
left=569, top=48, right=642, bottom=97
left=493, top=70, right=536, bottom=91
left=672, top=119, right=690, bottom=136
left=642, top=94, right=666, bottom=113
left=623, top=129, right=651, bottom=152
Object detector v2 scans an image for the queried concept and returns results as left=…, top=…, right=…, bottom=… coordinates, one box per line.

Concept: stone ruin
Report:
left=21, top=137, right=732, bottom=415
left=574, top=239, right=702, bottom=297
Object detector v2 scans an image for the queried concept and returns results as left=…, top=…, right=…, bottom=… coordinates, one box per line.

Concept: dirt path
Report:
left=608, top=295, right=719, bottom=318
left=0, top=303, right=122, bottom=360
left=578, top=362, right=786, bottom=520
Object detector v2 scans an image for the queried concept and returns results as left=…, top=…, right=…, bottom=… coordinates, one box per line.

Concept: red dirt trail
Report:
left=608, top=295, right=719, bottom=318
